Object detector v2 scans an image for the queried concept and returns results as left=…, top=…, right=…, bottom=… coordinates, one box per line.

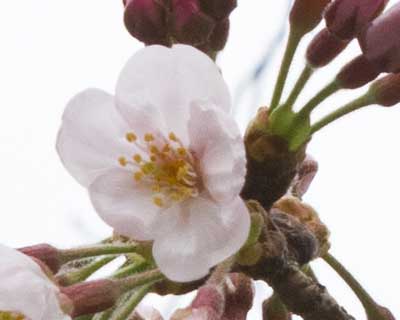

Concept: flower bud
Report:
left=221, top=273, right=254, bottom=320
left=336, top=54, right=380, bottom=89
left=306, top=28, right=348, bottom=68
left=262, top=295, right=292, bottom=320
left=290, top=0, right=332, bottom=35
left=171, top=0, right=215, bottom=46
left=369, top=73, right=400, bottom=107
left=325, top=0, right=388, bottom=40
left=359, top=3, right=400, bottom=73
left=199, top=0, right=237, bottom=20
left=124, top=0, right=169, bottom=45
left=208, top=19, right=230, bottom=51
left=61, top=279, right=120, bottom=317
left=19, top=243, right=61, bottom=273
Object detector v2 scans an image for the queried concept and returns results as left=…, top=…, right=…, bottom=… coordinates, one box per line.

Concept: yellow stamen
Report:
left=118, top=157, right=127, bottom=167
left=144, top=133, right=155, bottom=142
left=153, top=197, right=164, bottom=207
left=133, top=154, right=142, bottom=163
left=134, top=171, right=144, bottom=182
left=150, top=145, right=159, bottom=154
left=169, top=132, right=178, bottom=141
left=126, top=132, right=137, bottom=142
left=177, top=147, right=187, bottom=156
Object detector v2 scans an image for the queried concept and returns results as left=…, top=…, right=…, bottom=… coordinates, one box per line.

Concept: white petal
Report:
left=89, top=168, right=162, bottom=241
left=152, top=196, right=250, bottom=282
left=57, top=88, right=131, bottom=187
left=116, top=45, right=231, bottom=143
left=0, top=245, right=70, bottom=320
left=188, top=102, right=246, bottom=204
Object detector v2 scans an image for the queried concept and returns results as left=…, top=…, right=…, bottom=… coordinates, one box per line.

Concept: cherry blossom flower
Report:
left=57, top=45, right=250, bottom=282
left=0, top=244, right=70, bottom=320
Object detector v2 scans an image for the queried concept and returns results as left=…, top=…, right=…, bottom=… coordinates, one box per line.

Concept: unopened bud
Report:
left=124, top=0, right=168, bottom=45
left=336, top=54, right=380, bottom=89
left=369, top=73, right=400, bottom=107
left=61, top=279, right=120, bottom=317
left=19, top=243, right=60, bottom=273
left=290, top=0, right=332, bottom=35
left=262, top=295, right=292, bottom=320
left=208, top=19, right=230, bottom=51
left=359, top=3, right=400, bottom=73
left=199, top=0, right=236, bottom=20
left=325, top=0, right=388, bottom=40
left=171, top=0, right=215, bottom=46
left=221, top=273, right=254, bottom=320
left=131, top=305, right=164, bottom=320
left=306, top=28, right=348, bottom=68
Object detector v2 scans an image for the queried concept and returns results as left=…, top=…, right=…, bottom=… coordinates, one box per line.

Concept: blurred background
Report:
left=0, top=1, right=399, bottom=318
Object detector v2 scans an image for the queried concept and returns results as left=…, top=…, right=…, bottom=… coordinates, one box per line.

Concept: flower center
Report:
left=118, top=131, right=199, bottom=208
left=0, top=311, right=27, bottom=320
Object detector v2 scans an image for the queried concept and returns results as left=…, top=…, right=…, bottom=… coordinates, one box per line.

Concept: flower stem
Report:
left=284, top=64, right=314, bottom=108
left=112, top=258, right=149, bottom=279
left=298, top=79, right=341, bottom=116
left=323, top=252, right=386, bottom=320
left=58, top=256, right=117, bottom=286
left=270, top=29, right=302, bottom=112
left=59, top=243, right=140, bottom=264
left=115, top=269, right=164, bottom=293
left=311, top=94, right=374, bottom=134
left=110, top=283, right=156, bottom=320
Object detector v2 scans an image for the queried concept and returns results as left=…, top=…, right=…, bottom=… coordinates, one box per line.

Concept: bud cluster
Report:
left=123, top=0, right=236, bottom=53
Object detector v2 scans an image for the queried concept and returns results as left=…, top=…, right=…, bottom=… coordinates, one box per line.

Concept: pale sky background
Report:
left=0, top=1, right=399, bottom=319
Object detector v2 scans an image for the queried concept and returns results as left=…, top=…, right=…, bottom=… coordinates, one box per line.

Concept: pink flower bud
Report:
left=124, top=0, right=169, bottom=45
left=369, top=73, right=400, bottom=107
left=199, top=0, right=237, bottom=20
left=61, top=279, right=120, bottom=317
left=291, top=155, right=318, bottom=197
left=336, top=54, right=380, bottom=89
left=290, top=0, right=332, bottom=35
left=359, top=3, right=400, bottom=73
left=171, top=0, right=215, bottom=46
left=306, top=28, right=349, bottom=68
left=325, top=0, right=388, bottom=40
left=19, top=243, right=61, bottom=273
left=209, top=19, right=230, bottom=51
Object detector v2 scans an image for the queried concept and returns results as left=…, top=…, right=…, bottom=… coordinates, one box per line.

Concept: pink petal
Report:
left=57, top=89, right=131, bottom=187
left=88, top=168, right=163, bottom=241
left=152, top=196, right=250, bottom=282
left=115, top=45, right=231, bottom=143
left=188, top=102, right=246, bottom=204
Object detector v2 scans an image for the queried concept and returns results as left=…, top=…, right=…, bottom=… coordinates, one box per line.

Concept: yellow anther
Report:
left=153, top=197, right=164, bottom=207
left=144, top=133, right=155, bottom=142
left=152, top=184, right=161, bottom=192
left=177, top=147, right=187, bottom=156
left=169, top=132, right=178, bottom=141
left=150, top=145, right=159, bottom=154
left=133, top=154, right=142, bottom=163
left=126, top=132, right=137, bottom=142
left=118, top=157, right=128, bottom=167
left=0, top=312, right=25, bottom=320
left=150, top=155, right=157, bottom=162
left=141, top=163, right=155, bottom=174
left=134, top=171, right=144, bottom=182
left=162, top=144, right=171, bottom=153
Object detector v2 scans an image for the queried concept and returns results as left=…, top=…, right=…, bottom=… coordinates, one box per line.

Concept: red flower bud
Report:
left=306, top=28, right=349, bottom=67
left=61, top=279, right=120, bottom=317
left=199, top=0, right=237, bottom=20
left=171, top=0, right=216, bottom=46
left=369, top=73, right=400, bottom=107
left=336, top=54, right=380, bottom=89
left=325, top=0, right=388, bottom=40
left=359, top=3, right=400, bottom=73
left=202, top=19, right=230, bottom=52
left=124, top=0, right=169, bottom=45
left=290, top=0, right=332, bottom=35
left=19, top=243, right=61, bottom=273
